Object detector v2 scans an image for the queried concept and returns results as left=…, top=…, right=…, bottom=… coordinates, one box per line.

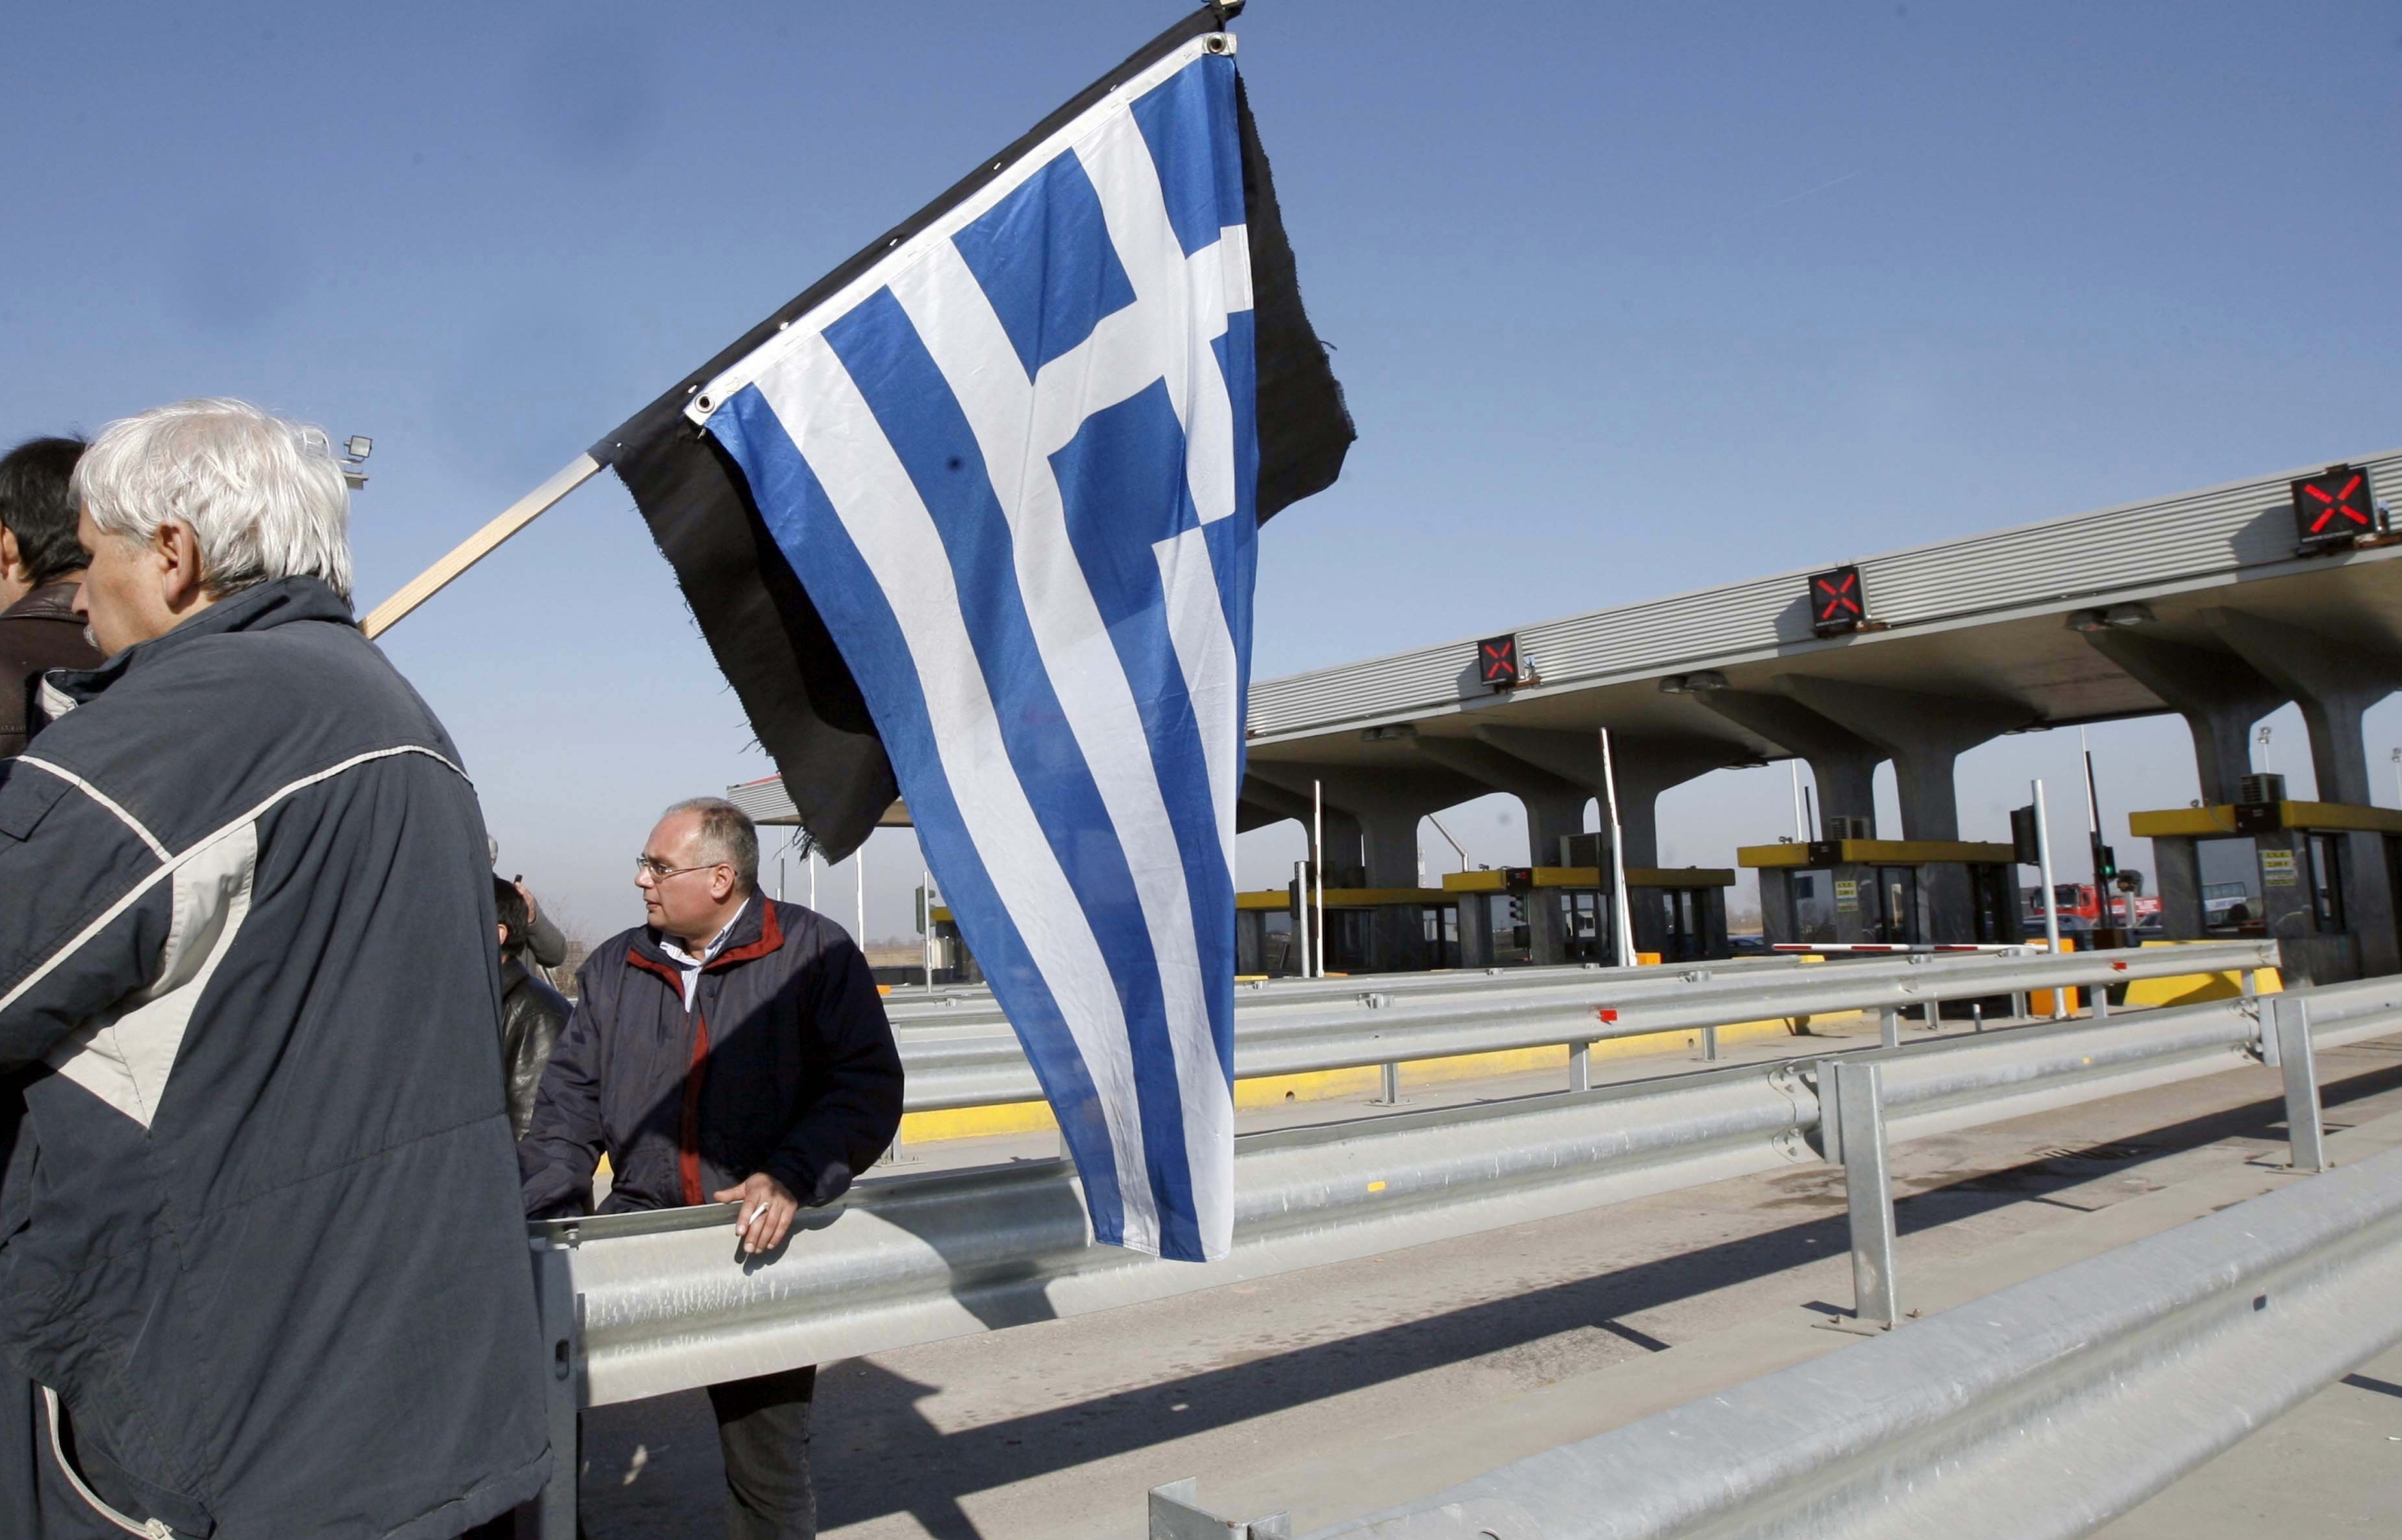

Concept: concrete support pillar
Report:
left=1522, top=790, right=1590, bottom=963
left=1690, top=689, right=1883, bottom=838
left=1243, top=767, right=1364, bottom=883
left=2340, top=831, right=2401, bottom=979
left=1457, top=887, right=1495, bottom=968
left=2205, top=609, right=2402, bottom=807
left=1472, top=728, right=1760, bottom=870
left=1355, top=808, right=1429, bottom=972
left=2082, top=631, right=2287, bottom=806
left=1774, top=678, right=2030, bottom=844
left=1773, top=678, right=2031, bottom=943
left=2201, top=611, right=2402, bottom=979
left=2252, top=828, right=2323, bottom=981
left=2149, top=835, right=2207, bottom=941
left=1757, top=868, right=1799, bottom=946
left=1248, top=762, right=1485, bottom=975
left=1410, top=738, right=1594, bottom=964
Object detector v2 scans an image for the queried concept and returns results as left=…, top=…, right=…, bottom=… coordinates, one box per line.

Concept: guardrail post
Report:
left=532, top=1238, right=580, bottom=1540
left=1567, top=1040, right=1591, bottom=1092
left=2270, top=996, right=2328, bottom=1173
left=1829, top=1060, right=1901, bottom=1328
left=1878, top=1006, right=1900, bottom=1050
left=2011, top=989, right=2029, bottom=1022
left=1378, top=1061, right=1402, bottom=1105
left=1150, top=1479, right=1290, bottom=1540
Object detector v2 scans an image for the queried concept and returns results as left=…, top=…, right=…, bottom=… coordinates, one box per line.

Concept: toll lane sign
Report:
left=1477, top=633, right=1522, bottom=689
left=1809, top=566, right=1866, bottom=636
left=2260, top=848, right=2298, bottom=888
left=2292, top=464, right=2378, bottom=553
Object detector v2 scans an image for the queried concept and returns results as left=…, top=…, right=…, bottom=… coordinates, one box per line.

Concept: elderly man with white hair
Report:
left=0, top=399, right=548, bottom=1538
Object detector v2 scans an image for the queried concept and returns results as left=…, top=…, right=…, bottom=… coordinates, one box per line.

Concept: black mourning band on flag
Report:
left=1237, top=70, right=1353, bottom=519
left=593, top=2, right=1349, bottom=862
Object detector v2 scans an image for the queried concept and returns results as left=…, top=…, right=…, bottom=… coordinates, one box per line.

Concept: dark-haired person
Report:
left=0, top=435, right=104, bottom=758
left=495, top=875, right=572, bottom=1141
left=520, top=796, right=902, bottom=1540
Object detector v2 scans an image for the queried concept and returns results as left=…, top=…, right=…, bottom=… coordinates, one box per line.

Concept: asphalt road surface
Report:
left=575, top=1015, right=2402, bottom=1540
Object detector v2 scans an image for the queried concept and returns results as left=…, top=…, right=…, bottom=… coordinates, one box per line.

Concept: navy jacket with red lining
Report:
left=518, top=898, right=902, bottom=1219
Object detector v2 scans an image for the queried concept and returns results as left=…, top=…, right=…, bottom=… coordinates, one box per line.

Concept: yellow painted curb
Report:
left=896, top=1013, right=1839, bottom=1144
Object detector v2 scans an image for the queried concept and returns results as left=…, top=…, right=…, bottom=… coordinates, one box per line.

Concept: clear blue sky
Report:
left=8, top=3, right=2401, bottom=943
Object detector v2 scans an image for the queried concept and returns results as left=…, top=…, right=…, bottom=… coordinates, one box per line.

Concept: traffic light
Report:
left=1809, top=566, right=1865, bottom=636
left=1476, top=633, right=1521, bottom=689
left=2010, top=804, right=2041, bottom=866
left=2292, top=463, right=2379, bottom=553
left=2093, top=842, right=2118, bottom=886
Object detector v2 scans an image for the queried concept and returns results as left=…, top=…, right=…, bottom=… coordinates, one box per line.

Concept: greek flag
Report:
left=602, top=10, right=1349, bottom=1261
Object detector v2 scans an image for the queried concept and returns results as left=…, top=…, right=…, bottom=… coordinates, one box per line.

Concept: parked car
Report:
left=2202, top=880, right=2255, bottom=928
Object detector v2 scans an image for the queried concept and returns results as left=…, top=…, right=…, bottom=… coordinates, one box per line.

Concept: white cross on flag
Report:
left=600, top=3, right=1351, bottom=1261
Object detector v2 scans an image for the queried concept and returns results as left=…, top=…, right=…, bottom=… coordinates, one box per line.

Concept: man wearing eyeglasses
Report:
left=518, top=796, right=902, bottom=1540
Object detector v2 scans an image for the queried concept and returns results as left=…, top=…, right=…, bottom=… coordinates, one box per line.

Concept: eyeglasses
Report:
left=634, top=855, right=724, bottom=882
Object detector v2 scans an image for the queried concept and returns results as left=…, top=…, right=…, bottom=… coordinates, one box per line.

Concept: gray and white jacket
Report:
left=0, top=577, right=549, bottom=1539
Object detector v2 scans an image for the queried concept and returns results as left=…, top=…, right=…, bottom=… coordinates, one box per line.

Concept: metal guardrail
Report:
left=534, top=947, right=2368, bottom=1407
left=1282, top=1121, right=2402, bottom=1540
left=524, top=947, right=2388, bottom=1538
left=882, top=952, right=1833, bottom=1026
left=896, top=940, right=2279, bottom=1112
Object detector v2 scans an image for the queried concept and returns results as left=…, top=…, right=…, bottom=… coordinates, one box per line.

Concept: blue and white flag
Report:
left=601, top=7, right=1351, bottom=1260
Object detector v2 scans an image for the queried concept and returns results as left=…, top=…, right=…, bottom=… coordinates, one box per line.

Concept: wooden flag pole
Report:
left=359, top=452, right=604, bottom=639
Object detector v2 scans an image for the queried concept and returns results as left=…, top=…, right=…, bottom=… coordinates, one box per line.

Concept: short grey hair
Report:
left=74, top=398, right=353, bottom=601
left=665, top=797, right=760, bottom=894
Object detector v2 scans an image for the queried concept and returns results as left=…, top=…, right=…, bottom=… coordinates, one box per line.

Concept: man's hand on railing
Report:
left=714, top=1172, right=801, bottom=1256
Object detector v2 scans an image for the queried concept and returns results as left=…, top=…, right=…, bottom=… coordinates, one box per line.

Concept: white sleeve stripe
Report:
left=0, top=744, right=471, bottom=1016
left=13, top=756, right=170, bottom=861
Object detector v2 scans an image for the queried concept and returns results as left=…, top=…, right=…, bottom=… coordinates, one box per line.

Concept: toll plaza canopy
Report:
left=736, top=448, right=2402, bottom=976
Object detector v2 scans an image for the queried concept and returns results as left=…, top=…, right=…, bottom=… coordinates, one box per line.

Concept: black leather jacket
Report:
left=0, top=579, right=103, bottom=759
left=501, top=956, right=570, bottom=1141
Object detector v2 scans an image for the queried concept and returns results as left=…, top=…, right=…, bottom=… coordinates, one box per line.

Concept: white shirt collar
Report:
left=658, top=898, right=751, bottom=969
left=657, top=896, right=755, bottom=1008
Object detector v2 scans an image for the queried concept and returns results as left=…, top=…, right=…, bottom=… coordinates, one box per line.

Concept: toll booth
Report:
left=1442, top=866, right=1735, bottom=966
left=2131, top=799, right=2402, bottom=984
left=926, top=907, right=980, bottom=985
left=1236, top=885, right=1456, bottom=976
left=1743, top=838, right=2024, bottom=948
left=1629, top=868, right=1737, bottom=961
left=1235, top=890, right=1297, bottom=976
